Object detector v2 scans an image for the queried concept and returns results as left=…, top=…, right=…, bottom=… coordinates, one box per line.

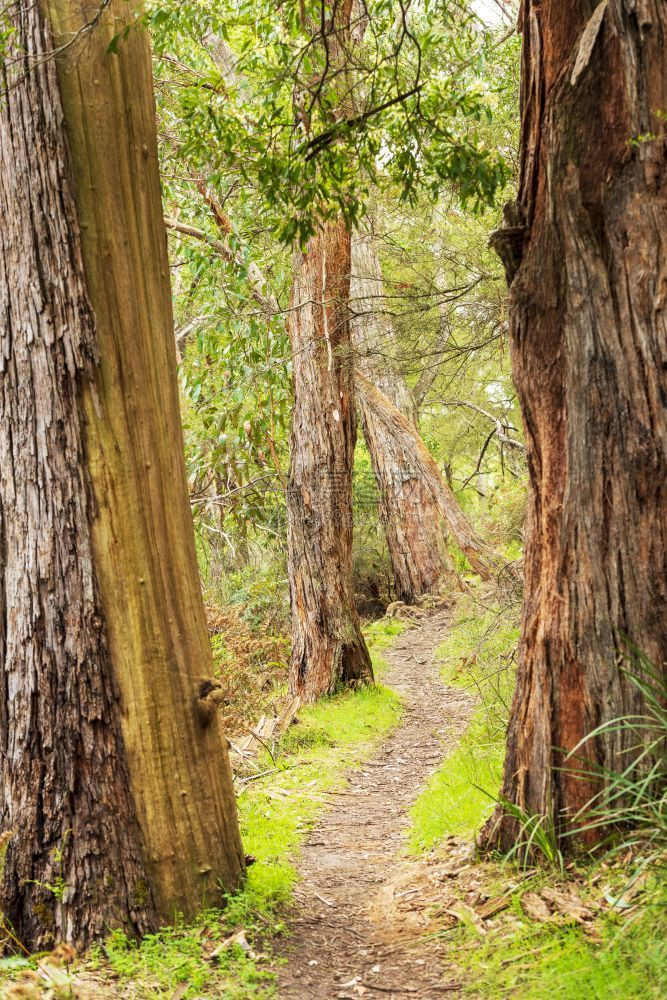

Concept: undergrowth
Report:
left=454, top=877, right=667, bottom=999
left=206, top=602, right=289, bottom=738
left=203, top=586, right=404, bottom=739
left=567, top=650, right=667, bottom=868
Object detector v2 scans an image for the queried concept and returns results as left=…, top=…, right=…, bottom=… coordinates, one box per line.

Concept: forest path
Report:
left=275, top=608, right=476, bottom=999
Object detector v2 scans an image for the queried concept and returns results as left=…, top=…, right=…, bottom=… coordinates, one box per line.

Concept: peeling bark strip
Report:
left=287, top=220, right=373, bottom=701
left=355, top=375, right=514, bottom=585
left=0, top=0, right=243, bottom=948
left=0, top=1, right=152, bottom=947
left=485, top=0, right=667, bottom=850
left=350, top=228, right=456, bottom=602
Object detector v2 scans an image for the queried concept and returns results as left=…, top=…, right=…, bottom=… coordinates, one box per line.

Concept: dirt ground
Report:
left=3, top=609, right=612, bottom=999
left=275, top=609, right=477, bottom=999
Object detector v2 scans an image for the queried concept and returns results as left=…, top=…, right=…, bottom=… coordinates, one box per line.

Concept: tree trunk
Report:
left=287, top=220, right=373, bottom=701
left=0, top=0, right=243, bottom=950
left=356, top=375, right=515, bottom=585
left=350, top=227, right=456, bottom=602
left=483, top=0, right=667, bottom=851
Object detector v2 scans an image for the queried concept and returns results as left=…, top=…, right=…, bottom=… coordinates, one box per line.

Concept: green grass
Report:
left=454, top=881, right=667, bottom=999
left=363, top=615, right=406, bottom=679
left=234, top=681, right=403, bottom=924
left=408, top=712, right=506, bottom=849
left=93, top=914, right=272, bottom=999
left=77, top=648, right=403, bottom=1000
left=408, top=593, right=519, bottom=851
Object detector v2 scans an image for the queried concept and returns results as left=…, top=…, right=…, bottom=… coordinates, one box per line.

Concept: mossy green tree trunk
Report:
left=483, top=0, right=667, bottom=852
left=0, top=0, right=243, bottom=950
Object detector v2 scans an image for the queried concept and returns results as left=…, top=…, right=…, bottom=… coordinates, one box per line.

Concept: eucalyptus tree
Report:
left=351, top=224, right=457, bottom=601
left=0, top=0, right=243, bottom=949
left=149, top=0, right=507, bottom=698
left=349, top=41, right=522, bottom=598
left=356, top=374, right=516, bottom=583
left=283, top=0, right=507, bottom=697
left=285, top=2, right=375, bottom=700
left=484, top=0, right=667, bottom=851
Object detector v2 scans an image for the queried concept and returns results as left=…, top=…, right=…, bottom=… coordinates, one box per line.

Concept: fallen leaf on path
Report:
left=521, top=892, right=553, bottom=923
left=209, top=929, right=257, bottom=960
left=451, top=902, right=488, bottom=934
left=603, top=871, right=650, bottom=911
left=539, top=886, right=596, bottom=924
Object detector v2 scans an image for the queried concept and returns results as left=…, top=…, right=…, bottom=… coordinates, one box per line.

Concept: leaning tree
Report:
left=484, top=0, right=667, bottom=851
left=0, top=0, right=243, bottom=949
left=350, top=225, right=458, bottom=603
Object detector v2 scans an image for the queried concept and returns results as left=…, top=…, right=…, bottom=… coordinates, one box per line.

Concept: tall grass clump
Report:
left=567, top=650, right=667, bottom=875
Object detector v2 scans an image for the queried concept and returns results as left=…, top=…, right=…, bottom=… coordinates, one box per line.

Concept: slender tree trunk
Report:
left=0, top=0, right=243, bottom=950
left=356, top=375, right=515, bottom=585
left=287, top=220, right=373, bottom=701
left=483, top=0, right=667, bottom=851
left=350, top=227, right=456, bottom=602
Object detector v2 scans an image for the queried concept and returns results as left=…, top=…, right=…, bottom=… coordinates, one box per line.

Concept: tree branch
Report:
left=164, top=217, right=279, bottom=318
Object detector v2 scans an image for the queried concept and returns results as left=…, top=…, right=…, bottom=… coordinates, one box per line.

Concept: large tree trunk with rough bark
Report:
left=0, top=0, right=243, bottom=950
left=350, top=228, right=456, bottom=602
left=483, top=0, right=667, bottom=852
left=287, top=221, right=373, bottom=701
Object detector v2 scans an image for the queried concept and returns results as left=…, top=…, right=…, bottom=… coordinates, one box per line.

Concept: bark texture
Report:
left=0, top=0, right=243, bottom=948
left=287, top=220, right=373, bottom=701
left=356, top=375, right=515, bottom=585
left=0, top=1, right=152, bottom=949
left=485, top=0, right=667, bottom=850
left=351, top=228, right=456, bottom=602
left=287, top=0, right=372, bottom=701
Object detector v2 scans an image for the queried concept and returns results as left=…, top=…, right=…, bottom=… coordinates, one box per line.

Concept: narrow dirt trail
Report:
left=276, top=608, right=476, bottom=999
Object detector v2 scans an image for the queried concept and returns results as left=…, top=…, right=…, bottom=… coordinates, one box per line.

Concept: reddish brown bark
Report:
left=287, top=220, right=373, bottom=701
left=286, top=1, right=372, bottom=701
left=484, top=0, right=667, bottom=851
left=356, top=375, right=515, bottom=585
left=351, top=228, right=456, bottom=602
